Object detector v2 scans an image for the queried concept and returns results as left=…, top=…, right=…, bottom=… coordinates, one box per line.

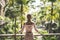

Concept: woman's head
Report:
left=27, top=14, right=31, bottom=20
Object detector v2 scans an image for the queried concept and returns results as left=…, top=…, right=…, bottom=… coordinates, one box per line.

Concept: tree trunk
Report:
left=0, top=4, right=1, bottom=15
left=20, top=1, right=23, bottom=40
left=0, top=0, right=6, bottom=16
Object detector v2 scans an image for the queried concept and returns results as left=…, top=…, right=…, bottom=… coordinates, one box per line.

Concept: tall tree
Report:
left=0, top=0, right=6, bottom=16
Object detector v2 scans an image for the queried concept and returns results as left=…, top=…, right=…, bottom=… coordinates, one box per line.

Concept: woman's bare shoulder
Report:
left=24, top=22, right=34, bottom=25
left=31, top=22, right=34, bottom=25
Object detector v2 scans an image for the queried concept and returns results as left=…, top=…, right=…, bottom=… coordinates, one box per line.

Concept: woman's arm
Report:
left=34, top=24, right=43, bottom=35
left=19, top=26, right=25, bottom=32
left=18, top=23, right=25, bottom=33
left=34, top=24, right=40, bottom=33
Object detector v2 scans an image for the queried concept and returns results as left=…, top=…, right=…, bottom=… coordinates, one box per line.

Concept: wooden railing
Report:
left=0, top=33, right=60, bottom=36
left=0, top=33, right=60, bottom=40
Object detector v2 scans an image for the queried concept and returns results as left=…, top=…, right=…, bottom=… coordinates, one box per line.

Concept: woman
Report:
left=19, top=14, right=40, bottom=40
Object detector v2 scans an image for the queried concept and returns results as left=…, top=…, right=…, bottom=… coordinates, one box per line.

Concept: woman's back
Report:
left=24, top=22, right=34, bottom=32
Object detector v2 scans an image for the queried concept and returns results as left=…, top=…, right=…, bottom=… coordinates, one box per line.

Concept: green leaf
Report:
left=48, top=0, right=56, bottom=2
left=15, top=0, right=30, bottom=4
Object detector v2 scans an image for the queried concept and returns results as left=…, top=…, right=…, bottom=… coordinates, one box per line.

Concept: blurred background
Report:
left=0, top=0, right=60, bottom=40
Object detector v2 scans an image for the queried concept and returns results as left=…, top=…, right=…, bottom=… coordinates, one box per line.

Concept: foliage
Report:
left=42, top=36, right=57, bottom=40
left=15, top=0, right=29, bottom=4
left=0, top=0, right=60, bottom=40
left=5, top=7, right=20, bottom=18
left=48, top=0, right=56, bottom=2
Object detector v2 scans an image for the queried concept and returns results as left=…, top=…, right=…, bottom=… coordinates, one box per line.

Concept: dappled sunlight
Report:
left=0, top=0, right=60, bottom=40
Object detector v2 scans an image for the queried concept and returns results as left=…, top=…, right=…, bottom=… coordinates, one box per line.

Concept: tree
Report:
left=0, top=0, right=6, bottom=16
